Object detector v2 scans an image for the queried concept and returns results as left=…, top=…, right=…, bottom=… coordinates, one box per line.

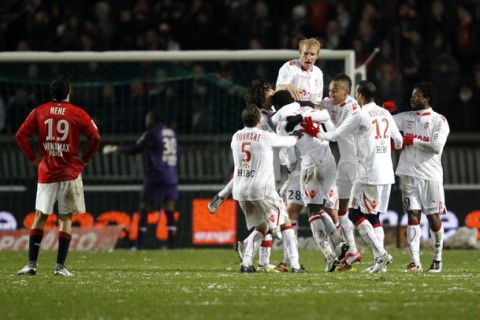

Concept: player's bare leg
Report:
left=427, top=213, right=444, bottom=272
left=406, top=210, right=423, bottom=272
left=18, top=210, right=48, bottom=275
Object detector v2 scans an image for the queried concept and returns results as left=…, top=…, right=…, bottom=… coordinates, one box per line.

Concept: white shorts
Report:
left=400, top=175, right=446, bottom=215
left=336, top=161, right=356, bottom=199
left=349, top=182, right=380, bottom=214
left=238, top=194, right=288, bottom=230
left=36, top=175, right=85, bottom=215
left=300, top=154, right=337, bottom=206
left=377, top=184, right=392, bottom=213
left=285, top=174, right=304, bottom=205
left=324, top=185, right=339, bottom=210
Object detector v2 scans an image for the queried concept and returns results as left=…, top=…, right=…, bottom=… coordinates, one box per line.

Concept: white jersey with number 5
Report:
left=394, top=109, right=449, bottom=181
left=276, top=59, right=323, bottom=102
left=231, top=127, right=297, bottom=201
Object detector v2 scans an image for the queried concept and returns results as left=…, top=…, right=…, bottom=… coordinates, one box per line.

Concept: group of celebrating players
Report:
left=208, top=38, right=450, bottom=274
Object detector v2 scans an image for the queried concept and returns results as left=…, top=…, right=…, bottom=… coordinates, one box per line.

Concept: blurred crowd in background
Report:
left=0, top=0, right=479, bottom=132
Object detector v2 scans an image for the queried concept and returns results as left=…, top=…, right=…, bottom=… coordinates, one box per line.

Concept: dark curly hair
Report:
left=243, top=79, right=274, bottom=108
left=414, top=81, right=438, bottom=106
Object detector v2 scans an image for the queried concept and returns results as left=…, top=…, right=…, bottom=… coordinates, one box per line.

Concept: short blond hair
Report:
left=298, top=38, right=321, bottom=54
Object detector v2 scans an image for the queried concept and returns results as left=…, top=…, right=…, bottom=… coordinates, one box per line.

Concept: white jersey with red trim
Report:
left=320, top=96, right=358, bottom=165
left=394, top=108, right=449, bottom=181
left=276, top=59, right=323, bottom=103
left=362, top=102, right=403, bottom=184
left=271, top=102, right=334, bottom=162
left=231, top=127, right=297, bottom=201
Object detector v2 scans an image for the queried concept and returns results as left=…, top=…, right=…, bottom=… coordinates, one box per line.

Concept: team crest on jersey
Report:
left=289, top=60, right=296, bottom=65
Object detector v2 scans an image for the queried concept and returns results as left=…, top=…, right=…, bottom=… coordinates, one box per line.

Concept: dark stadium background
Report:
left=0, top=0, right=479, bottom=248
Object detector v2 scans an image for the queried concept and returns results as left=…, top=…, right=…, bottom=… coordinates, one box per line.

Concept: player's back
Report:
left=231, top=127, right=295, bottom=201
left=146, top=123, right=179, bottom=185
left=363, top=102, right=401, bottom=185
left=22, top=101, right=94, bottom=182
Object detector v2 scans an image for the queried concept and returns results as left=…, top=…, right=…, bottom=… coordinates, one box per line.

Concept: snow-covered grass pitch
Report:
left=1, top=249, right=479, bottom=320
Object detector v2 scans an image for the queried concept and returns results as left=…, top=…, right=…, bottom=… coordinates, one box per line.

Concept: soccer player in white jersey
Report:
left=303, top=80, right=403, bottom=273
left=394, top=82, right=450, bottom=273
left=320, top=74, right=361, bottom=265
left=231, top=106, right=303, bottom=273
left=271, top=90, right=347, bottom=272
left=207, top=79, right=280, bottom=271
left=275, top=38, right=343, bottom=271
left=277, top=38, right=324, bottom=102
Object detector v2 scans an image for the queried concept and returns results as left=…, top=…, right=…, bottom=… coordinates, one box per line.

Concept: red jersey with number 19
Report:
left=16, top=101, right=99, bottom=183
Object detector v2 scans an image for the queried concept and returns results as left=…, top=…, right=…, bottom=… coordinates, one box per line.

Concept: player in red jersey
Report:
left=15, top=74, right=101, bottom=276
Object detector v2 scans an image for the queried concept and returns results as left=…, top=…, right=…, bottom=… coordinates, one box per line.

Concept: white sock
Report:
left=282, top=219, right=298, bottom=264
left=407, top=224, right=421, bottom=266
left=242, top=230, right=264, bottom=267
left=309, top=215, right=333, bottom=258
left=282, top=227, right=300, bottom=269
left=430, top=224, right=444, bottom=261
left=320, top=210, right=343, bottom=246
left=339, top=213, right=357, bottom=254
left=258, top=234, right=273, bottom=266
left=290, top=220, right=298, bottom=237
left=218, top=180, right=233, bottom=199
left=373, top=226, right=385, bottom=258
left=357, top=220, right=385, bottom=258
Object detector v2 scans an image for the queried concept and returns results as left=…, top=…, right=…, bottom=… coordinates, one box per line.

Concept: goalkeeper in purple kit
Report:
left=103, top=111, right=179, bottom=249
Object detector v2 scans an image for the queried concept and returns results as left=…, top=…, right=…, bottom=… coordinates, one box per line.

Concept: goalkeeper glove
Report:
left=285, top=114, right=303, bottom=132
